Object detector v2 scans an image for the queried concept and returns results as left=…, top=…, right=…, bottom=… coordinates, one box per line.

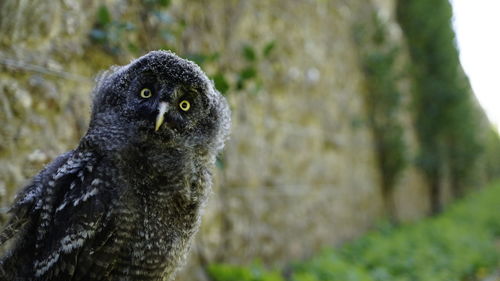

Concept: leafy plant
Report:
left=209, top=262, right=284, bottom=281
left=89, top=3, right=276, bottom=97
left=89, top=5, right=135, bottom=55
left=90, top=1, right=180, bottom=56
left=235, top=41, right=276, bottom=94
left=209, top=182, right=500, bottom=281
left=356, top=13, right=408, bottom=220
left=205, top=41, right=276, bottom=95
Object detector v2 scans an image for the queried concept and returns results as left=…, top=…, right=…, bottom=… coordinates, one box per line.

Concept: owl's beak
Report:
left=155, top=102, right=169, bottom=131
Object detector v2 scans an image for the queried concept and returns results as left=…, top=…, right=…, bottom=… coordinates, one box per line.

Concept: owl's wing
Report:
left=0, top=151, right=73, bottom=246
left=0, top=150, right=119, bottom=280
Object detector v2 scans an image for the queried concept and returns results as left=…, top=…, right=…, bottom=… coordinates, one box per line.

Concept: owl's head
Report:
left=87, top=51, right=231, bottom=158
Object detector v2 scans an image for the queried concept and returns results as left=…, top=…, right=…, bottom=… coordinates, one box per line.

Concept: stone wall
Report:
left=0, top=0, right=487, bottom=280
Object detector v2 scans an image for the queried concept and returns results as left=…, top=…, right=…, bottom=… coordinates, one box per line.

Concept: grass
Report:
left=208, top=181, right=500, bottom=281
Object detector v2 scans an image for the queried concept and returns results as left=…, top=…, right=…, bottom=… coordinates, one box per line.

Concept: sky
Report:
left=451, top=0, right=500, bottom=131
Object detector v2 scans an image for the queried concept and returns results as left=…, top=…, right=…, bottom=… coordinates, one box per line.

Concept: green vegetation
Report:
left=396, top=0, right=486, bottom=212
left=89, top=3, right=275, bottom=95
left=355, top=13, right=408, bottom=220
left=90, top=0, right=178, bottom=55
left=485, top=129, right=500, bottom=179
left=208, top=181, right=500, bottom=281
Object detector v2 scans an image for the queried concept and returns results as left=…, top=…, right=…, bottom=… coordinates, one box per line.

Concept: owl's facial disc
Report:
left=155, top=102, right=169, bottom=131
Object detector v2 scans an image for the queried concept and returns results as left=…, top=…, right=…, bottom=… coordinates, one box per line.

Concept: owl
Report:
left=0, top=50, right=231, bottom=281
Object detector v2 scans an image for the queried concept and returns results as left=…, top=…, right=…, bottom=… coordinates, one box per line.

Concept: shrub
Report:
left=209, top=182, right=500, bottom=281
left=396, top=0, right=485, bottom=210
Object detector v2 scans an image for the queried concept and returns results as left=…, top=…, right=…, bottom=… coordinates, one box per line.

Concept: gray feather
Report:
left=0, top=50, right=231, bottom=281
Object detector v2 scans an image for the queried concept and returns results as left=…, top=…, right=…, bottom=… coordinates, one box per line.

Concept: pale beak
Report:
left=155, top=102, right=169, bottom=131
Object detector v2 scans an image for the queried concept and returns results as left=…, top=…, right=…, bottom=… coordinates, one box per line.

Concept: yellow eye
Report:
left=140, top=88, right=152, bottom=98
left=179, top=100, right=190, bottom=111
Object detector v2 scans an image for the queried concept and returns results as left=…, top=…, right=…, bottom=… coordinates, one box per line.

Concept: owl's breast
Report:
left=108, top=189, right=202, bottom=280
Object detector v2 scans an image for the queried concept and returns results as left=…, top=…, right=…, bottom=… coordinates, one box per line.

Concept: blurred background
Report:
left=0, top=0, right=499, bottom=280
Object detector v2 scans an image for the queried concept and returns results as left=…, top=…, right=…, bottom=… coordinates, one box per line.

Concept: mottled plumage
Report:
left=0, top=50, right=231, bottom=281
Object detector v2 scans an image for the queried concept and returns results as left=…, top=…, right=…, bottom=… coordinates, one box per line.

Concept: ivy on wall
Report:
left=354, top=13, right=408, bottom=221
left=88, top=2, right=275, bottom=97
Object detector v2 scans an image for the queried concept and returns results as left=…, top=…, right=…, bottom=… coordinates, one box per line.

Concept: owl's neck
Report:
left=80, top=121, right=139, bottom=155
left=80, top=118, right=214, bottom=201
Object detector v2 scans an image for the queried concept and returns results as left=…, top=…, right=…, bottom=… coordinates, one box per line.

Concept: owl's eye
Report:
left=140, top=88, right=152, bottom=99
left=179, top=100, right=190, bottom=111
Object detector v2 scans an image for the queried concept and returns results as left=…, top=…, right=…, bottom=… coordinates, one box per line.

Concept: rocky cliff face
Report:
left=0, top=0, right=494, bottom=280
